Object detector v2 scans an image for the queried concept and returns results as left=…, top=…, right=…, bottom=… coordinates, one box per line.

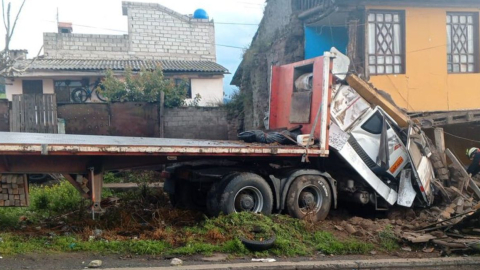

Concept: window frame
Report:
left=366, top=9, right=406, bottom=76
left=446, top=12, right=479, bottom=74
left=22, top=80, right=43, bottom=95
left=54, top=80, right=85, bottom=103
left=174, top=78, right=192, bottom=99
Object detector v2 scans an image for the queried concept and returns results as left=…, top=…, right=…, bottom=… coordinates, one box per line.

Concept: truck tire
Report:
left=286, top=175, right=331, bottom=221
left=215, top=173, right=273, bottom=215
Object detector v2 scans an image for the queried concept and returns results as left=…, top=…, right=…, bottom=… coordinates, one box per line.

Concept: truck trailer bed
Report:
left=0, top=132, right=327, bottom=157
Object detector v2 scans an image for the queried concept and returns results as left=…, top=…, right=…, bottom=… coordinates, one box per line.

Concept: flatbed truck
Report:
left=0, top=49, right=435, bottom=221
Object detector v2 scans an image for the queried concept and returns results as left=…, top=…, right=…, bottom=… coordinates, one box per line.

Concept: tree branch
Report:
left=2, top=0, right=7, bottom=31
left=8, top=0, right=25, bottom=40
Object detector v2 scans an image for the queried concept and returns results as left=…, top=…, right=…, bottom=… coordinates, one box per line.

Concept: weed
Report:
left=378, top=225, right=400, bottom=251
left=314, top=231, right=374, bottom=255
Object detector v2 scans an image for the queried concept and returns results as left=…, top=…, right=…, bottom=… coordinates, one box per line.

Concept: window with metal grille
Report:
left=447, top=12, right=479, bottom=73
left=367, top=10, right=405, bottom=75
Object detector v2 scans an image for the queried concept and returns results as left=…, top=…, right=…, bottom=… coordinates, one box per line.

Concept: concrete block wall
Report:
left=164, top=107, right=233, bottom=140
left=123, top=1, right=216, bottom=61
left=43, top=2, right=216, bottom=61
left=44, top=33, right=130, bottom=59
left=0, top=174, right=28, bottom=207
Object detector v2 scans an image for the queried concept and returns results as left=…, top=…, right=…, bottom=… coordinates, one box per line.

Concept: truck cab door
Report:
left=349, top=108, right=409, bottom=179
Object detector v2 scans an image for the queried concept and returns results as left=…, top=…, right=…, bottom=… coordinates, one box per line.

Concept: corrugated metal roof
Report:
left=15, top=59, right=229, bottom=73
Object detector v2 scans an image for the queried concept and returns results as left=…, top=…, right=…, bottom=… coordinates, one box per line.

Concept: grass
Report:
left=0, top=212, right=379, bottom=257
left=0, top=93, right=5, bottom=99
left=0, top=179, right=397, bottom=257
left=378, top=225, right=400, bottom=251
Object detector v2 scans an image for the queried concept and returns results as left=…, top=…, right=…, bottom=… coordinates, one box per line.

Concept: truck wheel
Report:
left=286, top=175, right=331, bottom=221
left=216, top=173, right=273, bottom=215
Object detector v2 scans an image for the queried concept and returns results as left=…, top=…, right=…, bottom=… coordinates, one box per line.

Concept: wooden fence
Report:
left=11, top=94, right=58, bottom=133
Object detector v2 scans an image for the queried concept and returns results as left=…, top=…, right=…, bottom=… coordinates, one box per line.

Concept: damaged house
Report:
left=233, top=0, right=480, bottom=164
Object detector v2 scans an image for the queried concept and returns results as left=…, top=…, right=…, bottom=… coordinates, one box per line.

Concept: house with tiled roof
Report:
left=5, top=1, right=228, bottom=106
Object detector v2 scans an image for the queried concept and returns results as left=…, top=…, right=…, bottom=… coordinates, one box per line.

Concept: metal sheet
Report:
left=109, top=103, right=159, bottom=137
left=338, top=142, right=398, bottom=205
left=289, top=91, right=312, bottom=124
left=397, top=169, right=416, bottom=207
left=0, top=132, right=328, bottom=157
left=57, top=103, right=110, bottom=135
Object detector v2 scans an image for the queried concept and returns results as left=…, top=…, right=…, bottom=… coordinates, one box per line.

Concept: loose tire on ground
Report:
left=286, top=175, right=331, bottom=221
left=211, top=172, right=273, bottom=216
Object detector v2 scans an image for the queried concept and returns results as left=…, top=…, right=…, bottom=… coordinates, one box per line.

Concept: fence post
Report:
left=159, top=91, right=165, bottom=138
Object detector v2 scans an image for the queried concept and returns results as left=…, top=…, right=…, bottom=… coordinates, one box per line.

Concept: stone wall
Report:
left=0, top=174, right=28, bottom=207
left=164, top=107, right=236, bottom=140
left=43, top=2, right=216, bottom=61
left=232, top=0, right=303, bottom=130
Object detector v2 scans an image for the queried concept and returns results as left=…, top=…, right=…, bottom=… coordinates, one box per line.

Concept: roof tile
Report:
left=15, top=59, right=229, bottom=73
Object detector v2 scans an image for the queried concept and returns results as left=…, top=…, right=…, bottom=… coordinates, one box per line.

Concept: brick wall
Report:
left=164, top=107, right=235, bottom=140
left=0, top=174, right=28, bottom=207
left=43, top=2, right=216, bottom=61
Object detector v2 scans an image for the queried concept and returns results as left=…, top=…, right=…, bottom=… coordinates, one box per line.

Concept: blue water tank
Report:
left=193, top=9, right=209, bottom=19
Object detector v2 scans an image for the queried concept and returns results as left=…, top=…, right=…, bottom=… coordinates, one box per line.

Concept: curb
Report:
left=102, top=257, right=480, bottom=270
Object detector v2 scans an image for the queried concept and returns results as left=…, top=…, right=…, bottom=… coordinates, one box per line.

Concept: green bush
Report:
left=99, top=68, right=190, bottom=107
left=30, top=181, right=83, bottom=215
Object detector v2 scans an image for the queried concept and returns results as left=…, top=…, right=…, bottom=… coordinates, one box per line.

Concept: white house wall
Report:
left=187, top=77, right=224, bottom=106
left=6, top=76, right=224, bottom=107
left=6, top=79, right=54, bottom=100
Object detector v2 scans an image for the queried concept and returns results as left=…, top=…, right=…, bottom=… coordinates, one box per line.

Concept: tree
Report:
left=99, top=68, right=194, bottom=108
left=0, top=0, right=26, bottom=76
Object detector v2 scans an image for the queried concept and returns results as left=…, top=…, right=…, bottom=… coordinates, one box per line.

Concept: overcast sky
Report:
left=0, top=0, right=266, bottom=95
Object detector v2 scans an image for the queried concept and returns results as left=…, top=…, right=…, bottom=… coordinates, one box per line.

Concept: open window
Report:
left=290, top=64, right=313, bottom=124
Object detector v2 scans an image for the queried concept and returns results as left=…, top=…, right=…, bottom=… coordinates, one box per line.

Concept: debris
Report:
left=423, top=247, right=435, bottom=253
left=401, top=232, right=436, bottom=243
left=334, top=225, right=344, bottom=231
left=401, top=246, right=412, bottom=252
left=370, top=251, right=377, bottom=255
left=87, top=260, right=102, bottom=268
left=93, top=229, right=103, bottom=238
left=170, top=258, right=183, bottom=266
left=251, top=258, right=276, bottom=263
left=201, top=254, right=228, bottom=262
left=344, top=224, right=357, bottom=235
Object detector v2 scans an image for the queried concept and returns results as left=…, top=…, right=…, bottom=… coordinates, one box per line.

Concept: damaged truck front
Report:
left=268, top=48, right=435, bottom=213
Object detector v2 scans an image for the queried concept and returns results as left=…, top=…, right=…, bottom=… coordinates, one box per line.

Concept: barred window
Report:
left=367, top=10, right=405, bottom=75
left=447, top=13, right=479, bottom=73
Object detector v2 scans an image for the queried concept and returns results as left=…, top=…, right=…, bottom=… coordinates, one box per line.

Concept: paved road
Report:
left=101, top=257, right=480, bottom=270
left=2, top=253, right=480, bottom=270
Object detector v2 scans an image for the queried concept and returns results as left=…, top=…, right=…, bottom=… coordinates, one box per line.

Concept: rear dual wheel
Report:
left=286, top=175, right=331, bottom=221
left=207, top=173, right=273, bottom=216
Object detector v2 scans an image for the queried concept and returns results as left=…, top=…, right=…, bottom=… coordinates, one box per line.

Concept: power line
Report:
left=40, top=20, right=251, bottom=50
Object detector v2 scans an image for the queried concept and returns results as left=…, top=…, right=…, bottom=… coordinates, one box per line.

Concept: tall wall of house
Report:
left=43, top=2, right=216, bottom=61
left=368, top=6, right=480, bottom=112
left=43, top=33, right=130, bottom=59
left=124, top=1, right=216, bottom=61
left=232, top=0, right=303, bottom=129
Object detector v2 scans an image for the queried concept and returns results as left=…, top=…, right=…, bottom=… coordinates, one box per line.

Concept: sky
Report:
left=0, top=0, right=266, bottom=96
